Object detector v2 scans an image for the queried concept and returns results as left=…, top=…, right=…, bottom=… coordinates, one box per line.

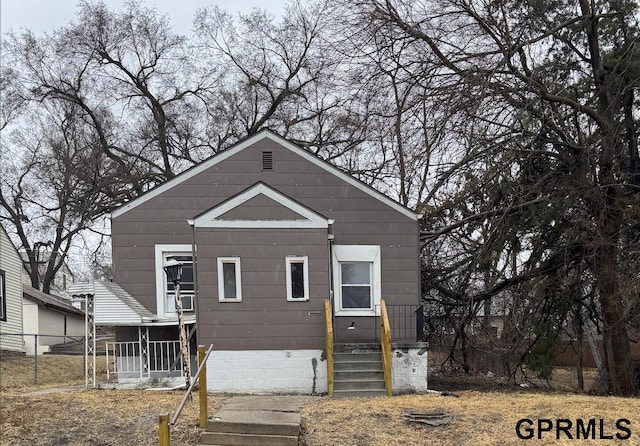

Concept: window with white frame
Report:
left=217, top=257, right=242, bottom=302
left=165, top=255, right=195, bottom=312
left=332, top=245, right=381, bottom=316
left=155, top=245, right=195, bottom=315
left=340, top=262, right=371, bottom=309
left=286, top=256, right=309, bottom=301
left=0, top=270, right=6, bottom=322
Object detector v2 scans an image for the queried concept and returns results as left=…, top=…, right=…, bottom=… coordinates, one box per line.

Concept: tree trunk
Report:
left=580, top=0, right=637, bottom=394
left=575, top=309, right=584, bottom=392
left=592, top=148, right=636, bottom=395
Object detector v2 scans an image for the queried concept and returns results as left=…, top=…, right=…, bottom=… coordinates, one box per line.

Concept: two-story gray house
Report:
left=72, top=130, right=428, bottom=394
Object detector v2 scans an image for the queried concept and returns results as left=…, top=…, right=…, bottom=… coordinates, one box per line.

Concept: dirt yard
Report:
left=1, top=354, right=639, bottom=445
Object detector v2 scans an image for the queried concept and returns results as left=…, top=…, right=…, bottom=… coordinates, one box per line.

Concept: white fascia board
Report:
left=199, top=220, right=328, bottom=228
left=263, top=133, right=419, bottom=221
left=111, top=130, right=419, bottom=220
left=111, top=133, right=268, bottom=218
left=193, top=182, right=328, bottom=229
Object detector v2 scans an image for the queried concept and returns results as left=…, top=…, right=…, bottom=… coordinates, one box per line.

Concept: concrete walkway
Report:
left=200, top=395, right=309, bottom=445
left=22, top=385, right=85, bottom=396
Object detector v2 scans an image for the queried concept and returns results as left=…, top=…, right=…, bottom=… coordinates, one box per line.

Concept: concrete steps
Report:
left=198, top=396, right=305, bottom=446
left=333, top=344, right=387, bottom=397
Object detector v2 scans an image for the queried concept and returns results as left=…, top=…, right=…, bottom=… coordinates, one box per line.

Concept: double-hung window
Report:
left=339, top=262, right=372, bottom=309
left=155, top=244, right=195, bottom=315
left=217, top=257, right=242, bottom=302
left=286, top=256, right=309, bottom=301
left=332, top=245, right=381, bottom=316
left=165, top=255, right=195, bottom=312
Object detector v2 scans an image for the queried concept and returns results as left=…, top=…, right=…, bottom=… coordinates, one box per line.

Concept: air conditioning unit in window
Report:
left=181, top=295, right=194, bottom=312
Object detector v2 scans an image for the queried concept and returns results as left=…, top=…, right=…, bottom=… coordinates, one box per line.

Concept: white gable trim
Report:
left=192, top=183, right=329, bottom=229
left=111, top=131, right=419, bottom=220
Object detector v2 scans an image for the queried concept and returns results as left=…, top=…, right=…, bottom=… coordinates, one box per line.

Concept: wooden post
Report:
left=380, top=299, right=392, bottom=396
left=158, top=413, right=170, bottom=446
left=198, top=345, right=208, bottom=429
left=324, top=299, right=334, bottom=396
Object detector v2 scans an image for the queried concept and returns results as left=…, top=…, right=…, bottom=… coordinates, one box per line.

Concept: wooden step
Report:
left=206, top=415, right=299, bottom=437
left=199, top=431, right=298, bottom=446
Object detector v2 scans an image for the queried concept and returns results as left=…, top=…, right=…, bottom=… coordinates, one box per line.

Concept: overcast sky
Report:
left=0, top=0, right=285, bottom=36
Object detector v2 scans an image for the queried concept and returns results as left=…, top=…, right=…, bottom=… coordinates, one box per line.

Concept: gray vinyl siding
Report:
left=112, top=136, right=420, bottom=349
left=196, top=228, right=328, bottom=350
left=218, top=194, right=305, bottom=220
left=0, top=228, right=24, bottom=352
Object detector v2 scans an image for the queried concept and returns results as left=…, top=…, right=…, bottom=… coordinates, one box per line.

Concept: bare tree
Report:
left=194, top=0, right=375, bottom=167
left=357, top=0, right=639, bottom=395
left=0, top=102, right=127, bottom=292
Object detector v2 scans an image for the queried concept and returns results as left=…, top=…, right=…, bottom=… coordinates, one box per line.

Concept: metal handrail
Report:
left=374, top=304, right=423, bottom=342
left=380, top=299, right=392, bottom=396
left=324, top=299, right=334, bottom=396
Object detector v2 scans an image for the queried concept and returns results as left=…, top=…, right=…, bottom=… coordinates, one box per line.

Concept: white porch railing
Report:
left=106, top=340, right=190, bottom=381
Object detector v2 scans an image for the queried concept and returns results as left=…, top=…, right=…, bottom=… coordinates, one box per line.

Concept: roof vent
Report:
left=262, top=151, right=273, bottom=170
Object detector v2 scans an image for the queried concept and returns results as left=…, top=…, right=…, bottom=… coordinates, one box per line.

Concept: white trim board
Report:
left=332, top=245, right=382, bottom=317
left=192, top=182, right=328, bottom=229
left=154, top=244, right=193, bottom=316
left=111, top=130, right=419, bottom=220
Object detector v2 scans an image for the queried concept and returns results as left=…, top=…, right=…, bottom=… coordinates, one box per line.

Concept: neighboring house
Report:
left=0, top=224, right=24, bottom=353
left=22, top=286, right=85, bottom=355
left=20, top=252, right=75, bottom=299
left=72, top=130, right=427, bottom=393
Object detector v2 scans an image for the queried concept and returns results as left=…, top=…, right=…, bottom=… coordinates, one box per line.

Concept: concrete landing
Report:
left=199, top=395, right=308, bottom=446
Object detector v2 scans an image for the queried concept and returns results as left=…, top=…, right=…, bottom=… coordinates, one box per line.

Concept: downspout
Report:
left=327, top=219, right=335, bottom=338
left=187, top=219, right=199, bottom=348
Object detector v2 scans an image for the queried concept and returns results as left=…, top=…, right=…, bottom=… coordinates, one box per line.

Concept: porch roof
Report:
left=23, top=286, right=84, bottom=316
left=69, top=281, right=195, bottom=326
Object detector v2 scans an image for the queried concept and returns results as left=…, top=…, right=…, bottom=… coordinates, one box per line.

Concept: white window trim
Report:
left=332, top=245, right=381, bottom=316
left=286, top=256, right=309, bottom=301
left=217, top=257, right=242, bottom=302
left=190, top=183, right=328, bottom=229
left=155, top=244, right=193, bottom=316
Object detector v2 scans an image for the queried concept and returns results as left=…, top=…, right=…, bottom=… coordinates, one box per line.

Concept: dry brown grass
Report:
left=0, top=388, right=226, bottom=445
left=0, top=354, right=225, bottom=445
left=301, top=392, right=640, bottom=446
left=1, top=354, right=638, bottom=445
left=0, top=354, right=109, bottom=391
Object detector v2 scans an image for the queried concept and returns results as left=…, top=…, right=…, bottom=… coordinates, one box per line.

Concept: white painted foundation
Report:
left=206, top=349, right=327, bottom=394
left=392, top=344, right=429, bottom=394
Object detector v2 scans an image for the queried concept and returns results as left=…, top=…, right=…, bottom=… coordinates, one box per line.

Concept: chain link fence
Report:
left=0, top=333, right=110, bottom=389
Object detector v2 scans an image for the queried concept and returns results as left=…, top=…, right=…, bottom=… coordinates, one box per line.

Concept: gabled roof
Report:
left=23, top=286, right=84, bottom=316
left=189, top=182, right=329, bottom=229
left=111, top=130, right=419, bottom=220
